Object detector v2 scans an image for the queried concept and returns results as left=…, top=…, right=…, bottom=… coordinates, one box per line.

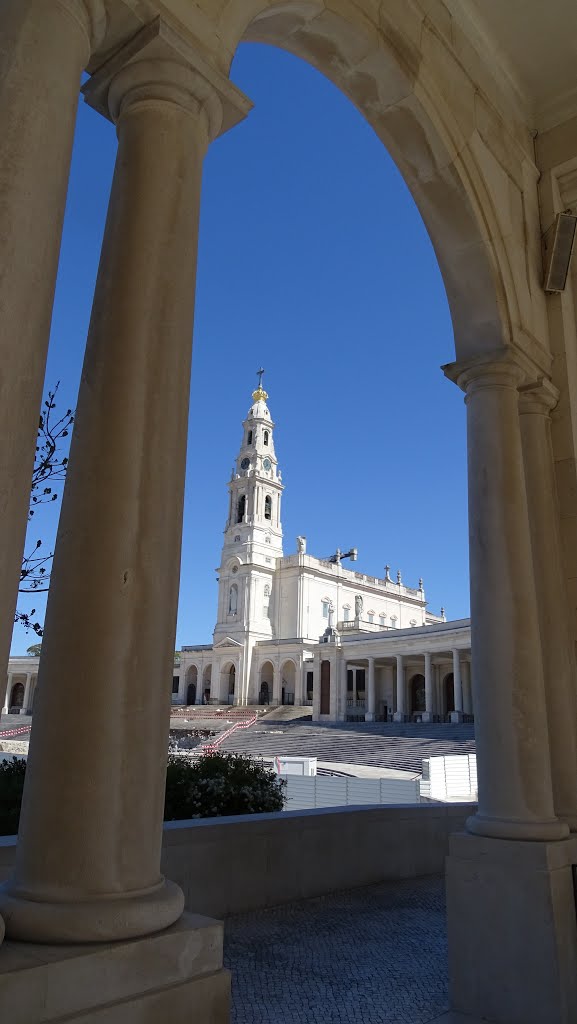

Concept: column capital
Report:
left=83, top=16, right=252, bottom=140
left=58, top=0, right=107, bottom=55
left=518, top=377, right=559, bottom=415
left=442, top=348, right=529, bottom=396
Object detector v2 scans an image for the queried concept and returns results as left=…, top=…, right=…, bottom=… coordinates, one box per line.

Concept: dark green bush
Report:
left=164, top=752, right=286, bottom=820
left=0, top=752, right=285, bottom=835
left=0, top=757, right=26, bottom=836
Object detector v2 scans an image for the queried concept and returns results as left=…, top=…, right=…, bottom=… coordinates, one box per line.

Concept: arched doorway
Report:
left=259, top=661, right=274, bottom=704
left=227, top=664, right=236, bottom=704
left=281, top=660, right=296, bottom=705
left=444, top=673, right=455, bottom=716
left=9, top=681, right=25, bottom=712
left=186, top=665, right=198, bottom=706
left=410, top=674, right=426, bottom=716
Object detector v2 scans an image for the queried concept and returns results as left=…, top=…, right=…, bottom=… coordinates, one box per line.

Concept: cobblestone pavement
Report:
left=224, top=875, right=449, bottom=1024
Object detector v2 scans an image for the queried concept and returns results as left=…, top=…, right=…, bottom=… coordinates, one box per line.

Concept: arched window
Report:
left=264, top=430, right=269, bottom=446
left=228, top=665, right=236, bottom=696
left=264, top=495, right=272, bottom=520
left=368, top=611, right=375, bottom=623
left=247, top=430, right=253, bottom=445
left=237, top=495, right=246, bottom=523
left=228, top=584, right=238, bottom=615
left=343, top=605, right=350, bottom=622
left=379, top=613, right=386, bottom=626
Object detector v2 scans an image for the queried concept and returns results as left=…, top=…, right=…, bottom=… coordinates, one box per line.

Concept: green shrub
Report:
left=164, top=752, right=286, bottom=820
left=0, top=757, right=26, bottom=836
left=0, top=751, right=286, bottom=836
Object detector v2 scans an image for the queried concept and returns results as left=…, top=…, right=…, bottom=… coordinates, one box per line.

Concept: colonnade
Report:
left=2, top=4, right=577, bottom=1022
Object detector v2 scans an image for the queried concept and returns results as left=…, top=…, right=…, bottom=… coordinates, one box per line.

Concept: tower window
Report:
left=264, top=430, right=269, bottom=446
left=247, top=430, right=253, bottom=445
left=264, top=495, right=272, bottom=520
left=237, top=495, right=246, bottom=523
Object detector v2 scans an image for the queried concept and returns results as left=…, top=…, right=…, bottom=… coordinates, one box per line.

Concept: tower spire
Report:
left=252, top=366, right=268, bottom=402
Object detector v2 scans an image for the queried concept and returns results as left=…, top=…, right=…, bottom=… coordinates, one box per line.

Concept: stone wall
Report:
left=0, top=803, right=474, bottom=919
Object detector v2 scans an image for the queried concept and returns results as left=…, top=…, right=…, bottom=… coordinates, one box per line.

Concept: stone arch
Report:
left=186, top=665, right=199, bottom=706
left=215, top=0, right=514, bottom=362
left=280, top=658, right=296, bottom=705
left=410, top=673, right=426, bottom=716
left=259, top=660, right=274, bottom=704
left=9, top=680, right=25, bottom=711
left=220, top=661, right=237, bottom=703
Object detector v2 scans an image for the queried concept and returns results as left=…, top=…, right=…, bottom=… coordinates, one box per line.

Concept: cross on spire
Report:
left=257, top=367, right=265, bottom=389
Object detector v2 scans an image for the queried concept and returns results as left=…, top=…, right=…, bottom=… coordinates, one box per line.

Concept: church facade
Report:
left=4, top=378, right=472, bottom=723
left=175, top=379, right=473, bottom=723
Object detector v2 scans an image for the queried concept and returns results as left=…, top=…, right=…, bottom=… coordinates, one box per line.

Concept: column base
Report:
left=393, top=711, right=406, bottom=722
left=446, top=832, right=577, bottom=1024
left=421, top=712, right=434, bottom=723
left=0, top=876, right=184, bottom=943
left=450, top=711, right=464, bottom=723
left=466, top=810, right=569, bottom=842
left=364, top=712, right=375, bottom=722
left=0, top=911, right=228, bottom=1023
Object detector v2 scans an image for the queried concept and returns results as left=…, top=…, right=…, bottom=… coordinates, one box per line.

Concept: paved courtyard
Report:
left=224, top=875, right=449, bottom=1024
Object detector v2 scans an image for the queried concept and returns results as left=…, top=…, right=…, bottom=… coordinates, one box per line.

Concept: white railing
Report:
left=201, top=712, right=258, bottom=755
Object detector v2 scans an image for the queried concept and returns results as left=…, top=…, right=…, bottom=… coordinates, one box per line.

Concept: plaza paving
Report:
left=224, top=875, right=449, bottom=1024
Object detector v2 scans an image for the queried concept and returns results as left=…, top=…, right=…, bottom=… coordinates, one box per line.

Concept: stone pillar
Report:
left=0, top=27, right=250, bottom=943
left=450, top=649, right=463, bottom=722
left=340, top=656, right=348, bottom=721
left=1, top=675, right=10, bottom=715
left=22, top=673, right=32, bottom=715
left=519, top=381, right=577, bottom=831
left=365, top=656, right=376, bottom=721
left=449, top=355, right=565, bottom=841
left=461, top=659, right=473, bottom=715
left=422, top=652, right=434, bottom=722
left=393, top=654, right=405, bottom=721
left=0, top=0, right=106, bottom=701
left=272, top=663, right=281, bottom=706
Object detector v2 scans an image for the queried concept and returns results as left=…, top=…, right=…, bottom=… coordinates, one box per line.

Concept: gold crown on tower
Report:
left=252, top=367, right=268, bottom=402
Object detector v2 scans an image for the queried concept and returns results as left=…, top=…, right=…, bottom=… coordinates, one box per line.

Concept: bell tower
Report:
left=213, top=371, right=284, bottom=657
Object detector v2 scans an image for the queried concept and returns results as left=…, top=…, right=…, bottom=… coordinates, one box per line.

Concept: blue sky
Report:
left=11, top=43, right=469, bottom=655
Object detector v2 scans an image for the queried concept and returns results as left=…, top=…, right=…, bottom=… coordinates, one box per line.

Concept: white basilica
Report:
left=5, top=378, right=473, bottom=723
left=174, top=377, right=473, bottom=723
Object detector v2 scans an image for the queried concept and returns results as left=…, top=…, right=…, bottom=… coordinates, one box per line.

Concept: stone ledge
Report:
left=0, top=912, right=225, bottom=1024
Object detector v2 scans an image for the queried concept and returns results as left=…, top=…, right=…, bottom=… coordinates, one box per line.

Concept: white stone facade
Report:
left=172, top=381, right=472, bottom=722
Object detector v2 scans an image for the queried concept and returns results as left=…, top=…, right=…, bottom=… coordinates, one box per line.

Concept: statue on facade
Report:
left=328, top=600, right=335, bottom=628
left=297, top=535, right=307, bottom=554
left=355, top=594, right=363, bottom=619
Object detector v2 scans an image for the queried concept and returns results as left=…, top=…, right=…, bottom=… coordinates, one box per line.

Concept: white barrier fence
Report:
left=280, top=774, right=420, bottom=810
left=420, top=753, right=477, bottom=801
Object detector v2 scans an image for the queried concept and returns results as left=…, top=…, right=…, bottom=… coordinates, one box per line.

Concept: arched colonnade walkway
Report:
left=1, top=2, right=577, bottom=1021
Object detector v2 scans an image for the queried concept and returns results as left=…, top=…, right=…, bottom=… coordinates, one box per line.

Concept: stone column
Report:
left=423, top=652, right=434, bottom=722
left=1, top=675, right=10, bottom=715
left=449, top=354, right=566, bottom=841
left=520, top=381, right=577, bottom=831
left=393, top=654, right=405, bottom=721
left=365, top=656, right=376, bottom=721
left=0, top=0, right=106, bottom=698
left=340, top=656, right=348, bottom=721
left=461, top=659, right=473, bottom=715
left=451, top=649, right=463, bottom=721
left=22, top=673, right=32, bottom=715
left=272, top=663, right=281, bottom=706
left=0, top=27, right=251, bottom=943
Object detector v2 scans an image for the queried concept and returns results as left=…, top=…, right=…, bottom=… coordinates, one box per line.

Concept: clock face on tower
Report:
left=263, top=458, right=272, bottom=471
left=241, top=458, right=250, bottom=470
